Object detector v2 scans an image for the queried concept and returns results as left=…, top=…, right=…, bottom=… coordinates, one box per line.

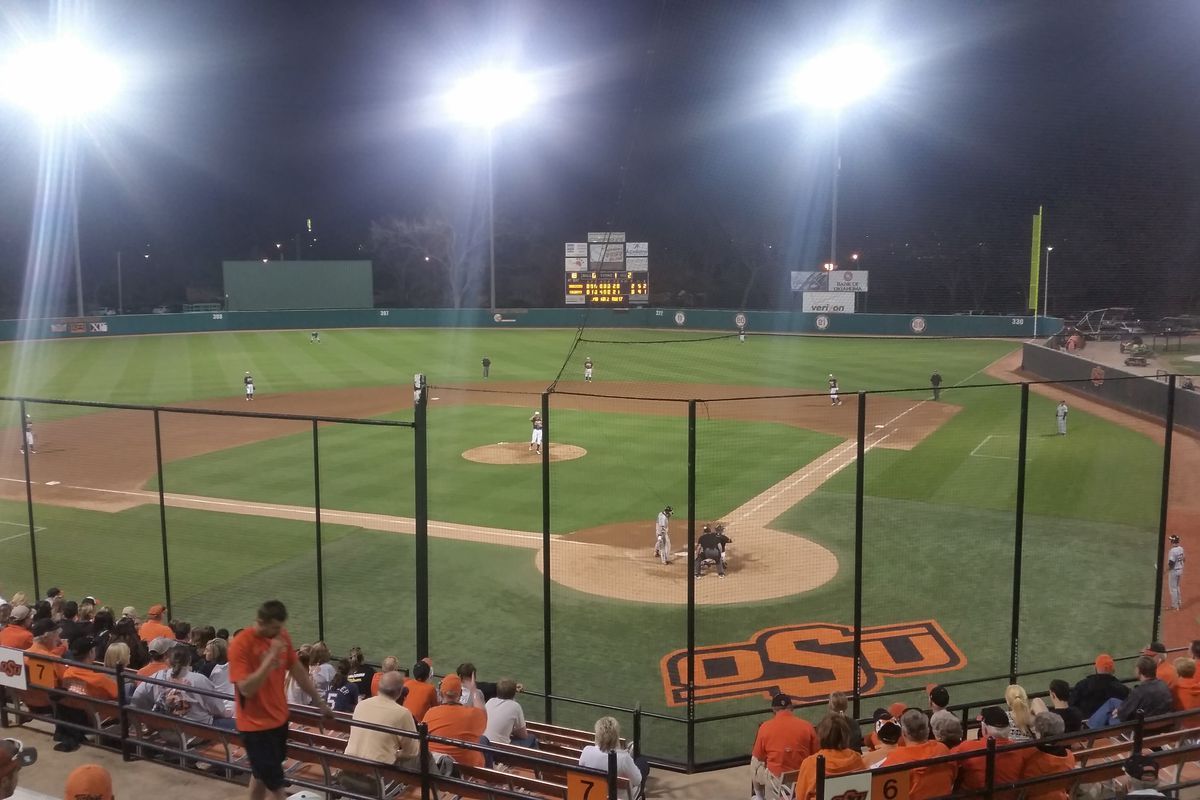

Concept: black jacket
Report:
left=1117, top=678, right=1174, bottom=721
left=1069, top=672, right=1130, bottom=717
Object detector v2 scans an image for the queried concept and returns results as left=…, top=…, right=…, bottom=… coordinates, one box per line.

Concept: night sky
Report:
left=1, top=1, right=1198, bottom=314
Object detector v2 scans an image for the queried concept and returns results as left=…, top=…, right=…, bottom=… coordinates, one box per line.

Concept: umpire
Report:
left=695, top=524, right=732, bottom=578
left=931, top=370, right=942, bottom=401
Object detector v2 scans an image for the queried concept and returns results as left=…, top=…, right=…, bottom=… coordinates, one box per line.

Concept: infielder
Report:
left=738, top=325, right=746, bottom=343
left=20, top=414, right=35, bottom=455
left=828, top=374, right=842, bottom=406
left=695, top=523, right=733, bottom=578
left=1056, top=400, right=1068, bottom=435
left=244, top=371, right=255, bottom=401
left=1169, top=534, right=1186, bottom=611
left=529, top=411, right=543, bottom=455
left=654, top=505, right=673, bottom=565
left=584, top=357, right=594, bottom=382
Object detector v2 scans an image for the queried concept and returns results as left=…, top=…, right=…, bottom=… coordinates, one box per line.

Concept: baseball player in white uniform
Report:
left=654, top=505, right=673, bottom=564
left=584, top=357, right=594, bottom=382
left=1169, top=534, right=1186, bottom=611
left=529, top=411, right=543, bottom=454
left=244, top=372, right=255, bottom=401
left=20, top=415, right=35, bottom=455
left=1056, top=400, right=1068, bottom=435
left=828, top=374, right=842, bottom=406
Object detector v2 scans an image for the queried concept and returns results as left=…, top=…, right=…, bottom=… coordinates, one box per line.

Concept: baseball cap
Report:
left=148, top=603, right=166, bottom=617
left=440, top=674, right=462, bottom=698
left=1095, top=654, right=1116, bottom=672
left=0, top=738, right=37, bottom=778
left=1171, top=534, right=1181, bottom=543
left=81, top=595, right=97, bottom=605
left=1124, top=753, right=1159, bottom=782
left=928, top=685, right=950, bottom=708
left=771, top=693, right=793, bottom=710
left=69, top=636, right=96, bottom=659
left=9, top=604, right=30, bottom=622
left=979, top=706, right=1009, bottom=729
left=1142, top=642, right=1167, bottom=657
left=121, top=606, right=136, bottom=618
left=875, top=720, right=902, bottom=744
left=888, top=702, right=906, bottom=719
left=64, top=763, right=114, bottom=800
left=149, top=636, right=175, bottom=656
left=30, top=618, right=57, bottom=637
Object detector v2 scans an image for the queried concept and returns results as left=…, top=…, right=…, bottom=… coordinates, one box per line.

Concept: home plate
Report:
left=46, top=481, right=61, bottom=486
left=432, top=397, right=440, bottom=400
left=874, top=425, right=885, bottom=429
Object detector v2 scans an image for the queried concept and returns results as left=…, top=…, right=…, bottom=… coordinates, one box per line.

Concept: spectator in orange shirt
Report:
left=403, top=659, right=439, bottom=723
left=1172, top=658, right=1200, bottom=710
left=0, top=606, right=33, bottom=649
left=57, top=636, right=117, bottom=752
left=794, top=714, right=866, bottom=800
left=137, top=604, right=173, bottom=643
left=750, top=693, right=819, bottom=800
left=423, top=674, right=487, bottom=769
left=1144, top=642, right=1177, bottom=687
left=137, top=638, right=175, bottom=677
left=880, top=710, right=955, bottom=800
left=862, top=716, right=902, bottom=768
left=369, top=655, right=401, bottom=698
left=23, top=620, right=64, bottom=714
left=1019, top=713, right=1076, bottom=800
left=952, top=706, right=1030, bottom=794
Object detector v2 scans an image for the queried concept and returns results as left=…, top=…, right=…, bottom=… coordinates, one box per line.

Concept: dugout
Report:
left=222, top=260, right=374, bottom=311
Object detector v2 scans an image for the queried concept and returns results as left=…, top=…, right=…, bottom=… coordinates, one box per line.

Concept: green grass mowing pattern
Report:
left=156, top=406, right=843, bottom=533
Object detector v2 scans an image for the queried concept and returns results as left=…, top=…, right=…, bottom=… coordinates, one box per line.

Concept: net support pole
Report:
left=541, top=391, right=553, bottom=723
left=414, top=378, right=429, bottom=659
left=312, top=420, right=326, bottom=643
left=1153, top=375, right=1177, bottom=642
left=153, top=409, right=174, bottom=617
left=853, top=391, right=866, bottom=719
left=686, top=399, right=697, bottom=768
left=1009, top=384, right=1030, bottom=684
left=19, top=400, right=40, bottom=599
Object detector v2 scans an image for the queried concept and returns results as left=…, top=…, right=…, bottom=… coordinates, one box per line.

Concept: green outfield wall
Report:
left=222, top=260, right=374, bottom=310
left=0, top=308, right=1062, bottom=342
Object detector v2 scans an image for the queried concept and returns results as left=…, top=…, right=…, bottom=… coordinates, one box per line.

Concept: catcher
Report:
left=695, top=523, right=732, bottom=578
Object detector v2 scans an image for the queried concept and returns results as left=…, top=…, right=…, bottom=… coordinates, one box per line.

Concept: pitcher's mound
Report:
left=463, top=442, right=587, bottom=464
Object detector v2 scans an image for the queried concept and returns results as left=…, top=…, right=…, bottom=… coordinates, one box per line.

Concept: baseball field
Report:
left=0, top=328, right=1178, bottom=763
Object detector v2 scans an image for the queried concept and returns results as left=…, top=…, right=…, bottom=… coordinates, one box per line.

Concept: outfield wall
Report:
left=0, top=308, right=1062, bottom=341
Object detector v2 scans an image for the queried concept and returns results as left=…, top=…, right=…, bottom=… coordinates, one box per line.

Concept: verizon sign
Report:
left=803, top=292, right=855, bottom=314
left=829, top=270, right=868, bottom=292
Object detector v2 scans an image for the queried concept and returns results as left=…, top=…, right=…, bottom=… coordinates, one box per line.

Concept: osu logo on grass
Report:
left=660, top=620, right=965, bottom=707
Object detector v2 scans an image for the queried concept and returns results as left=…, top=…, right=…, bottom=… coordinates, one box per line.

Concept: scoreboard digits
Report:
left=565, top=271, right=649, bottom=305
left=565, top=234, right=649, bottom=306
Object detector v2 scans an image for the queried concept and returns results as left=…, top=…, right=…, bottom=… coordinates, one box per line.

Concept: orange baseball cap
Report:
left=1095, top=654, right=1115, bottom=672
left=888, top=701, right=906, bottom=719
left=440, top=674, right=463, bottom=698
left=64, top=764, right=114, bottom=800
left=147, top=604, right=166, bottom=617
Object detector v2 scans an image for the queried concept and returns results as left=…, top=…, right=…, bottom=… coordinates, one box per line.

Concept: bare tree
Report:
left=370, top=214, right=485, bottom=309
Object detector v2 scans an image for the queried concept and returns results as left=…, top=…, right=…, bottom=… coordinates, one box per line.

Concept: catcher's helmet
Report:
left=1171, top=534, right=1181, bottom=544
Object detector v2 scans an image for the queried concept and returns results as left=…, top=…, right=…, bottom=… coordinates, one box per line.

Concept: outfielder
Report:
left=654, top=505, right=673, bottom=565
left=244, top=372, right=255, bottom=401
left=695, top=523, right=733, bottom=578
left=529, top=411, right=543, bottom=455
left=1169, top=534, right=1186, bottom=611
left=1056, top=400, right=1068, bottom=435
left=310, top=330, right=321, bottom=343
left=584, top=357, right=594, bottom=382
left=828, top=374, right=842, bottom=406
left=20, top=414, right=35, bottom=455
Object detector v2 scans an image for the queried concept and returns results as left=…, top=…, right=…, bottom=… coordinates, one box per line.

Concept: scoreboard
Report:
left=564, top=233, right=649, bottom=306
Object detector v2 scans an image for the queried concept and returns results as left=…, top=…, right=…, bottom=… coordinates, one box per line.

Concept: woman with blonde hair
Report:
left=103, top=642, right=135, bottom=700
left=1005, top=684, right=1035, bottom=741
left=205, top=638, right=235, bottom=716
left=308, top=641, right=336, bottom=695
left=828, top=691, right=864, bottom=752
left=578, top=716, right=647, bottom=797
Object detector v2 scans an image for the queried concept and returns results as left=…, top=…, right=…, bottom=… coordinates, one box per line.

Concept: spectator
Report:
left=862, top=717, right=902, bottom=768
left=31, top=601, right=51, bottom=624
left=78, top=600, right=96, bottom=627
left=928, top=685, right=955, bottom=730
left=137, top=638, right=175, bottom=678
left=325, top=658, right=360, bottom=713
left=121, top=606, right=137, bottom=624
left=828, top=692, right=863, bottom=752
left=205, top=638, right=234, bottom=717
left=878, top=709, right=954, bottom=800
left=345, top=647, right=375, bottom=699
left=750, top=694, right=819, bottom=800
left=370, top=655, right=400, bottom=697
left=403, top=659, right=439, bottom=722
left=8, top=593, right=25, bottom=608
left=579, top=716, right=646, bottom=799
left=91, top=609, right=115, bottom=662
left=44, top=587, right=62, bottom=602
left=59, top=636, right=118, bottom=751
left=191, top=625, right=217, bottom=676
left=308, top=641, right=336, bottom=695
left=171, top=619, right=192, bottom=644
left=228, top=600, right=331, bottom=800
left=1144, top=642, right=1177, bottom=687
left=109, top=618, right=149, bottom=670
left=0, top=606, right=32, bottom=649
left=217, top=627, right=229, bottom=641
left=138, top=604, right=173, bottom=643
left=339, top=671, right=423, bottom=795
left=1172, top=658, right=1200, bottom=710
left=1004, top=684, right=1035, bottom=741
left=484, top=678, right=537, bottom=752
left=57, top=601, right=87, bottom=644
left=456, top=662, right=495, bottom=705
left=102, top=643, right=134, bottom=701
left=132, top=644, right=234, bottom=730
left=424, top=674, right=487, bottom=769
left=864, top=703, right=908, bottom=750
left=1089, top=656, right=1173, bottom=728
left=1192, top=640, right=1200, bottom=661
left=1041, top=679, right=1083, bottom=732
left=286, top=647, right=314, bottom=706
left=0, top=603, right=10, bottom=627
left=0, top=737, right=36, bottom=799
left=63, top=763, right=114, bottom=800
left=794, top=714, right=866, bottom=800
left=22, top=620, right=63, bottom=716
left=951, top=706, right=1026, bottom=793
left=931, top=714, right=963, bottom=749
left=1070, top=654, right=1130, bottom=717
left=1087, top=753, right=1162, bottom=799
left=1019, top=712, right=1075, bottom=800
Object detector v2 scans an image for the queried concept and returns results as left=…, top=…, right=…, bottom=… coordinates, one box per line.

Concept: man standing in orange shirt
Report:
left=423, top=674, right=487, bottom=768
left=750, top=693, right=819, bottom=800
left=137, top=604, right=173, bottom=643
left=880, top=709, right=955, bottom=800
left=952, top=706, right=1030, bottom=794
left=228, top=600, right=331, bottom=800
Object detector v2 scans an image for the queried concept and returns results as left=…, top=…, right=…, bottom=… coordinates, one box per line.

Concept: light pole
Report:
left=116, top=250, right=122, bottom=314
left=791, top=44, right=888, bottom=270
left=276, top=243, right=284, bottom=261
left=444, top=68, right=537, bottom=311
left=1042, top=246, right=1054, bottom=324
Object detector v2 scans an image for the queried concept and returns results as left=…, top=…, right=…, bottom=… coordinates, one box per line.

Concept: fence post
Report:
left=1009, top=384, right=1030, bottom=685
left=984, top=736, right=997, bottom=800
left=853, top=391, right=866, bottom=719
left=633, top=703, right=642, bottom=760
left=607, top=749, right=619, bottom=800
left=153, top=409, right=173, bottom=617
left=414, top=378, right=429, bottom=659
left=1132, top=709, right=1146, bottom=754
left=418, top=722, right=431, bottom=800
left=686, top=399, right=697, bottom=769
left=1153, top=375, right=1176, bottom=642
left=115, top=664, right=132, bottom=761
left=816, top=754, right=827, bottom=800
left=541, top=391, right=553, bottom=723
left=312, top=420, right=326, bottom=643
left=18, top=400, right=40, bottom=599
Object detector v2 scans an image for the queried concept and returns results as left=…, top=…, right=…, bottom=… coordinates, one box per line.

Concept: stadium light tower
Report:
left=0, top=37, right=123, bottom=317
left=791, top=44, right=888, bottom=270
left=444, top=67, right=537, bottom=311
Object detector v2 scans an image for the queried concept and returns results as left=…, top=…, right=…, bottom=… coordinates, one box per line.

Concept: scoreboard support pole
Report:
left=541, top=391, right=554, bottom=723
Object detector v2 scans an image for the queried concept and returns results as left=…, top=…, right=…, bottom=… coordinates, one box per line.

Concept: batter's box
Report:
left=969, top=433, right=1045, bottom=461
